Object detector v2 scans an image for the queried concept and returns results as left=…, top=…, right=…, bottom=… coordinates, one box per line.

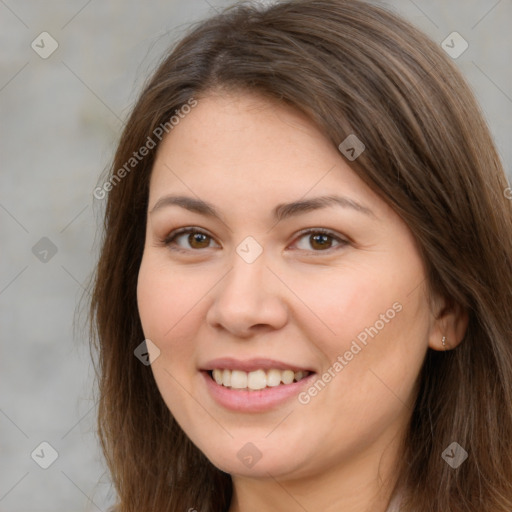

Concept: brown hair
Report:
left=89, top=0, right=512, bottom=510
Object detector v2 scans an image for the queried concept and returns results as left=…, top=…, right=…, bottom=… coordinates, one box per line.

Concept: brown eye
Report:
left=309, top=233, right=333, bottom=250
left=162, top=227, right=348, bottom=254
left=163, top=228, right=218, bottom=252
left=187, top=232, right=211, bottom=249
left=293, top=229, right=348, bottom=252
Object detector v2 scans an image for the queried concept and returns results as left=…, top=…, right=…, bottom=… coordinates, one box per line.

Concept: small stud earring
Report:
left=442, top=336, right=447, bottom=349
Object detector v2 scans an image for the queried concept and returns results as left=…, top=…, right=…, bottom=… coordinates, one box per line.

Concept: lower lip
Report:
left=201, top=370, right=316, bottom=412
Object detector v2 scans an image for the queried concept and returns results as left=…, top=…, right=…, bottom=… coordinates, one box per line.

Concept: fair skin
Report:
left=136, top=91, right=468, bottom=512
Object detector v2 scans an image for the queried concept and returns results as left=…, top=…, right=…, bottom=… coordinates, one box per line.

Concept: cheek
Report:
left=136, top=256, right=205, bottom=356
left=293, top=255, right=429, bottom=404
left=289, top=263, right=397, bottom=346
left=326, top=292, right=428, bottom=424
left=136, top=256, right=206, bottom=420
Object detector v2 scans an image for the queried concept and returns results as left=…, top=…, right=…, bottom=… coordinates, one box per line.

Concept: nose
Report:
left=205, top=249, right=289, bottom=338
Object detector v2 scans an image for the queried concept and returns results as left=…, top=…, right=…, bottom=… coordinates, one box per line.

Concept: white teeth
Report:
left=209, top=368, right=311, bottom=390
left=247, top=369, right=267, bottom=390
left=222, top=369, right=231, bottom=387
left=282, top=370, right=295, bottom=385
left=213, top=369, right=223, bottom=385
left=230, top=370, right=247, bottom=389
left=267, top=369, right=282, bottom=387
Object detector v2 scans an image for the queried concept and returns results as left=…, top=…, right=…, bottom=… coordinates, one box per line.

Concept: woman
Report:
left=89, top=0, right=512, bottom=511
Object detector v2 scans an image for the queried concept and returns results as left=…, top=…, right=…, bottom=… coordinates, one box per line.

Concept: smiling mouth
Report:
left=207, top=368, right=313, bottom=391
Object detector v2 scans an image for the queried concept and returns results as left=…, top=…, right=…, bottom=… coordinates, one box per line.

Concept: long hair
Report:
left=89, top=1, right=512, bottom=510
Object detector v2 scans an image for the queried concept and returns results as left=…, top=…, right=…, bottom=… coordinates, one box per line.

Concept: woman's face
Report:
left=137, top=91, right=440, bottom=481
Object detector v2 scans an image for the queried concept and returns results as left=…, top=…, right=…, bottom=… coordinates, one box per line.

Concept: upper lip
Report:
left=201, top=357, right=315, bottom=373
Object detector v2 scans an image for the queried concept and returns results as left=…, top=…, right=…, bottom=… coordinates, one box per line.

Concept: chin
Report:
left=197, top=439, right=313, bottom=480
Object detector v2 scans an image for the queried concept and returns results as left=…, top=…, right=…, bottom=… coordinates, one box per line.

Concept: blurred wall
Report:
left=1, top=0, right=510, bottom=510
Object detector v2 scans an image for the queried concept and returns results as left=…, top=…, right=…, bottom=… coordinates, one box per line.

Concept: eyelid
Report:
left=161, top=226, right=349, bottom=253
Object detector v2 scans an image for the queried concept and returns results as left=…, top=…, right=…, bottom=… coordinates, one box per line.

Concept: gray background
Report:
left=1, top=0, right=511, bottom=510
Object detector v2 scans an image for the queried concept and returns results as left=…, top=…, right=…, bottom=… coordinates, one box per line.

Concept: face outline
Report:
left=136, top=90, right=467, bottom=504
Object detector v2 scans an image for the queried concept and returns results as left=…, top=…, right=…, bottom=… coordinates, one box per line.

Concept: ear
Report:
left=428, top=294, right=469, bottom=351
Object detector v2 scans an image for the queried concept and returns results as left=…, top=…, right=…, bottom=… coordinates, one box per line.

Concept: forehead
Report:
left=153, top=93, right=341, bottom=180
left=155, top=92, right=329, bottom=165
left=147, top=91, right=391, bottom=222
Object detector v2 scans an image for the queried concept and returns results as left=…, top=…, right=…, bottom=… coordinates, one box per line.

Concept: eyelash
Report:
left=161, top=226, right=349, bottom=254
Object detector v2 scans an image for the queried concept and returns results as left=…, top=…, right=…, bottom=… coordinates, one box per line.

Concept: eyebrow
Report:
left=149, top=194, right=375, bottom=221
left=149, top=195, right=375, bottom=221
